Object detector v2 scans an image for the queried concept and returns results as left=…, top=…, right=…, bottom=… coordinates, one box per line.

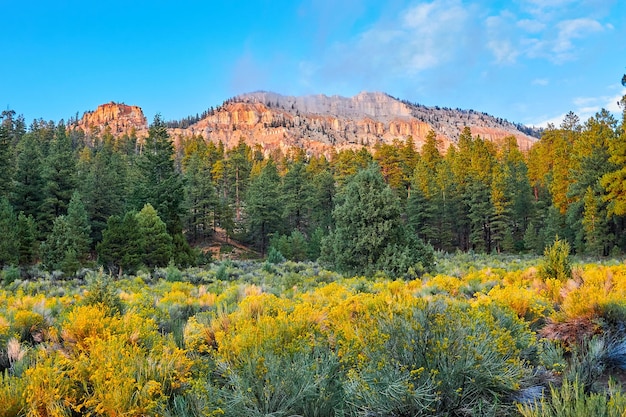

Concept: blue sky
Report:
left=2, top=0, right=625, bottom=128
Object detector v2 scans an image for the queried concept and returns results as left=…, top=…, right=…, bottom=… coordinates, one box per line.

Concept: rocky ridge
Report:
left=74, top=102, right=148, bottom=139
left=74, top=93, right=540, bottom=154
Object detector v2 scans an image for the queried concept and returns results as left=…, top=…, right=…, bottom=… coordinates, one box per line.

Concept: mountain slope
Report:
left=74, top=92, right=540, bottom=153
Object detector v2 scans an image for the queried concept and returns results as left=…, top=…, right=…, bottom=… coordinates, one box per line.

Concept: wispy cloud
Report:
left=300, top=0, right=479, bottom=89
left=485, top=11, right=608, bottom=64
left=533, top=87, right=626, bottom=127
left=551, top=18, right=606, bottom=62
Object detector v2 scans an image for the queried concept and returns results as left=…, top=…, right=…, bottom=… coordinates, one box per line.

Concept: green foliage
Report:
left=183, top=151, right=219, bottom=242
left=79, top=141, right=128, bottom=244
left=0, top=198, right=18, bottom=267
left=539, top=236, right=572, bottom=281
left=0, top=370, right=26, bottom=417
left=136, top=203, right=173, bottom=269
left=266, top=246, right=285, bottom=264
left=216, top=348, right=343, bottom=417
left=97, top=211, right=143, bottom=275
left=133, top=114, right=185, bottom=236
left=0, top=111, right=17, bottom=200
left=245, top=160, right=282, bottom=255
left=322, top=164, right=433, bottom=276
left=40, top=122, right=77, bottom=233
left=517, top=377, right=626, bottom=417
left=1, top=265, right=21, bottom=285
left=270, top=230, right=310, bottom=262
left=16, top=212, right=37, bottom=265
left=11, top=130, right=45, bottom=230
left=82, top=270, right=124, bottom=315
left=356, top=298, right=532, bottom=416
left=280, top=161, right=314, bottom=233
left=40, top=193, right=92, bottom=275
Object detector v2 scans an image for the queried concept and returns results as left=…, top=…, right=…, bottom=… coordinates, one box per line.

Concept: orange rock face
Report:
left=74, top=102, right=148, bottom=140
left=75, top=93, right=539, bottom=155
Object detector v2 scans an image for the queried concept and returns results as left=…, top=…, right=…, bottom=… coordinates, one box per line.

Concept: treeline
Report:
left=1, top=85, right=625, bottom=276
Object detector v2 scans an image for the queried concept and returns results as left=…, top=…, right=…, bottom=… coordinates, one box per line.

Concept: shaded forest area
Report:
left=1, top=76, right=626, bottom=278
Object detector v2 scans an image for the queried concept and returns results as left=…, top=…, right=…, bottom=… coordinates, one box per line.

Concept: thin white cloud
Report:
left=487, top=39, right=519, bottom=64
left=369, top=0, right=472, bottom=73
left=532, top=78, right=549, bottom=86
left=517, top=19, right=546, bottom=33
left=297, top=0, right=618, bottom=112
left=486, top=14, right=520, bottom=64
left=303, top=0, right=478, bottom=86
left=533, top=87, right=626, bottom=127
left=483, top=3, right=610, bottom=64
left=551, top=18, right=605, bottom=61
left=519, top=0, right=579, bottom=17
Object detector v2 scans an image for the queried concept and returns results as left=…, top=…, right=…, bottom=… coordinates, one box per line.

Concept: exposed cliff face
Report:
left=75, top=93, right=539, bottom=154
left=75, top=102, right=148, bottom=139
left=170, top=91, right=538, bottom=154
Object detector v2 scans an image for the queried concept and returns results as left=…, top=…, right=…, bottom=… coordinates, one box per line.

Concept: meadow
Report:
left=2, top=251, right=626, bottom=417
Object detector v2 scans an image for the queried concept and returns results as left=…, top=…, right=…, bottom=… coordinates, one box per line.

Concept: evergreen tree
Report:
left=40, top=216, right=74, bottom=274
left=451, top=131, right=496, bottom=252
left=321, top=164, right=433, bottom=276
left=80, top=141, right=128, bottom=244
left=97, top=212, right=143, bottom=275
left=310, top=170, right=335, bottom=232
left=0, top=198, right=18, bottom=267
left=133, top=115, right=192, bottom=266
left=11, top=133, right=45, bottom=230
left=281, top=161, right=314, bottom=234
left=245, top=160, right=282, bottom=255
left=567, top=110, right=616, bottom=253
left=373, top=141, right=406, bottom=193
left=225, top=139, right=253, bottom=222
left=136, top=203, right=173, bottom=269
left=133, top=114, right=185, bottom=234
left=490, top=164, right=513, bottom=253
left=582, top=186, right=612, bottom=256
left=40, top=122, right=77, bottom=232
left=16, top=212, right=37, bottom=265
left=66, top=192, right=92, bottom=263
left=409, top=132, right=444, bottom=247
left=0, top=111, right=16, bottom=199
left=40, top=193, right=92, bottom=274
left=407, top=184, right=432, bottom=243
left=183, top=151, right=219, bottom=241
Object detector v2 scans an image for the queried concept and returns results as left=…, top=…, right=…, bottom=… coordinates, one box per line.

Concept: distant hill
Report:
left=74, top=92, right=540, bottom=153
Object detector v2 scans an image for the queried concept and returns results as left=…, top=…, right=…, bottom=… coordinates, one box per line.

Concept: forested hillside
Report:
left=1, top=77, right=625, bottom=277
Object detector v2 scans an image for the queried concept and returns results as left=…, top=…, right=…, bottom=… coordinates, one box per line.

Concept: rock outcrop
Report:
left=75, top=92, right=539, bottom=155
left=74, top=102, right=148, bottom=139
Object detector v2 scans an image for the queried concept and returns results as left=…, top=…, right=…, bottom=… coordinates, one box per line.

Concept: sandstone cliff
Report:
left=74, top=102, right=148, bottom=139
left=75, top=93, right=539, bottom=154
left=170, top=91, right=538, bottom=155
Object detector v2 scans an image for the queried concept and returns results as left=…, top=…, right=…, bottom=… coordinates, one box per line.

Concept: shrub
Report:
left=539, top=237, right=572, bottom=281
left=0, top=370, right=26, bottom=417
left=165, top=262, right=183, bottom=282
left=1, top=266, right=20, bottom=286
left=266, top=246, right=285, bottom=264
left=517, top=377, right=626, bottom=417
left=216, top=348, right=343, bottom=417
left=83, top=271, right=124, bottom=315
left=344, top=297, right=533, bottom=416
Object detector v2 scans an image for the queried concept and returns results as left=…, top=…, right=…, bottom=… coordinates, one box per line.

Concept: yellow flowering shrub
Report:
left=486, top=285, right=553, bottom=323
left=0, top=371, right=25, bottom=417
left=423, top=275, right=463, bottom=295
left=559, top=265, right=626, bottom=320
